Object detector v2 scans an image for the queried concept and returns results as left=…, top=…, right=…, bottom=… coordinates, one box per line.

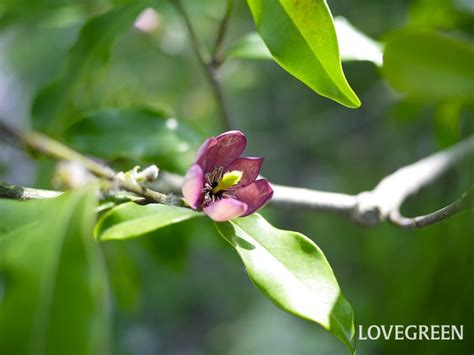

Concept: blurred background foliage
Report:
left=0, top=0, right=473, bottom=354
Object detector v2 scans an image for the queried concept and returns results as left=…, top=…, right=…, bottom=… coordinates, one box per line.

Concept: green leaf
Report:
left=382, top=31, right=474, bottom=101
left=32, top=1, right=152, bottom=133
left=227, top=17, right=383, bottom=66
left=215, top=214, right=355, bottom=354
left=0, top=189, right=110, bottom=355
left=246, top=0, right=360, bottom=108
left=64, top=107, right=200, bottom=173
left=95, top=202, right=201, bottom=241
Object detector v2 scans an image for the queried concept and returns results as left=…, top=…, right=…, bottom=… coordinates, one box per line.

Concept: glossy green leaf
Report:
left=382, top=31, right=474, bottom=101
left=227, top=17, right=383, bottom=66
left=247, top=0, right=360, bottom=108
left=216, top=214, right=355, bottom=354
left=64, top=107, right=200, bottom=173
left=0, top=189, right=110, bottom=355
left=32, top=1, right=152, bottom=133
left=95, top=202, right=201, bottom=241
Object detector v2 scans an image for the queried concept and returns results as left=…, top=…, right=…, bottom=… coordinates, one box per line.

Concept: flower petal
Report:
left=234, top=179, right=273, bottom=216
left=195, top=137, right=218, bottom=170
left=181, top=164, right=204, bottom=209
left=203, top=198, right=248, bottom=222
left=204, top=130, right=247, bottom=171
left=225, top=157, right=263, bottom=187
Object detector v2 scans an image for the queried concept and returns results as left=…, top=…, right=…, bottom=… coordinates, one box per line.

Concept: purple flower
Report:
left=182, top=131, right=273, bottom=222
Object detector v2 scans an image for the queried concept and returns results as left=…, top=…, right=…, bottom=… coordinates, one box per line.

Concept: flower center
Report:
left=213, top=170, right=243, bottom=193
left=202, top=167, right=242, bottom=206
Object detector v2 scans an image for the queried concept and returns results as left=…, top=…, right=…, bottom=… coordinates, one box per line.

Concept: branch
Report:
left=0, top=180, right=151, bottom=208
left=260, top=184, right=358, bottom=215
left=211, top=0, right=234, bottom=68
left=0, top=123, right=116, bottom=178
left=354, top=136, right=474, bottom=225
left=157, top=137, right=474, bottom=228
left=389, top=187, right=473, bottom=229
left=0, top=180, right=62, bottom=200
left=2, top=119, right=472, bottom=228
left=144, top=171, right=359, bottom=215
left=0, top=122, right=173, bottom=205
left=173, top=0, right=232, bottom=131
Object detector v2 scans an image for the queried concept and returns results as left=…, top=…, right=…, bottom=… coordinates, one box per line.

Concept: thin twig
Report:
left=0, top=122, right=170, bottom=204
left=0, top=180, right=62, bottom=200
left=157, top=171, right=359, bottom=214
left=389, top=187, right=473, bottom=229
left=0, top=180, right=151, bottom=206
left=211, top=0, right=234, bottom=68
left=354, top=136, right=474, bottom=225
left=173, top=0, right=232, bottom=131
left=266, top=184, right=357, bottom=214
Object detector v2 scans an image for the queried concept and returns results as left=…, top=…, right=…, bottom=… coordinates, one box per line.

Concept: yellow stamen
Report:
left=213, top=170, right=243, bottom=193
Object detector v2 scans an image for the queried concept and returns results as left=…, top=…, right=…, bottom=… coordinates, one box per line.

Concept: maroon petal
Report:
left=203, top=131, right=247, bottom=171
left=181, top=164, right=204, bottom=209
left=195, top=137, right=218, bottom=170
left=234, top=179, right=273, bottom=216
left=225, top=157, right=263, bottom=187
left=203, top=198, right=248, bottom=222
